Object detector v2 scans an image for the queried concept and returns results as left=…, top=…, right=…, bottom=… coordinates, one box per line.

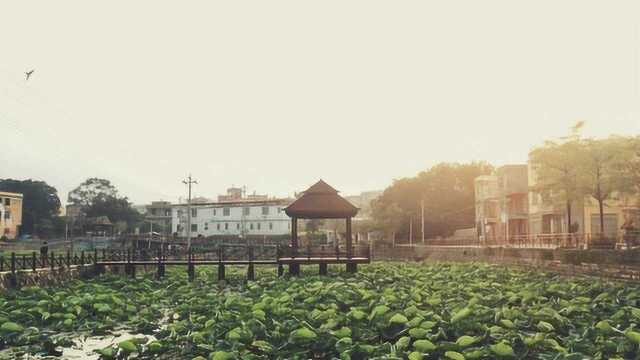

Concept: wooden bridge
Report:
left=0, top=244, right=370, bottom=282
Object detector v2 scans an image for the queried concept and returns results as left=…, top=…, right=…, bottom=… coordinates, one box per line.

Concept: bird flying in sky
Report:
left=25, top=69, right=34, bottom=80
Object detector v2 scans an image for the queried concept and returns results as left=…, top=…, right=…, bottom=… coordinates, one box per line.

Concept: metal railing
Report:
left=392, top=233, right=624, bottom=250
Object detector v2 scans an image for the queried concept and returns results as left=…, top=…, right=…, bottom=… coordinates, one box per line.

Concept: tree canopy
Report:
left=530, top=123, right=637, bottom=235
left=371, top=162, right=493, bottom=241
left=68, top=178, right=141, bottom=232
left=0, top=179, right=61, bottom=236
left=68, top=178, right=120, bottom=208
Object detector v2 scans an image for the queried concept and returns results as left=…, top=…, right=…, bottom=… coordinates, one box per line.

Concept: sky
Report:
left=1, top=1, right=639, bottom=205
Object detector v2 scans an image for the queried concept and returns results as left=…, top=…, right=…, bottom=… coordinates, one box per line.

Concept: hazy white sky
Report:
left=1, top=1, right=639, bottom=204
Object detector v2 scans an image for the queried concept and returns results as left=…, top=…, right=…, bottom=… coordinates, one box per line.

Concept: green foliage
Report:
left=371, top=162, right=494, bottom=239
left=2, top=263, right=640, bottom=359
left=67, top=177, right=141, bottom=231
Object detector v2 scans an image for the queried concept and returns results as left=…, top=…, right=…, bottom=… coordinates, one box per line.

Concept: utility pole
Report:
left=421, top=199, right=425, bottom=244
left=182, top=174, right=198, bottom=250
left=409, top=216, right=413, bottom=247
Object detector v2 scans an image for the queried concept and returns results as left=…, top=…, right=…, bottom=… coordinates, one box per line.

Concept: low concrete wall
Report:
left=373, top=246, right=640, bottom=281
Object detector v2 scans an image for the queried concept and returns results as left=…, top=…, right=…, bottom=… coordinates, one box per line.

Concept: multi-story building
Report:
left=172, top=198, right=292, bottom=238
left=474, top=165, right=529, bottom=242
left=0, top=191, right=23, bottom=239
left=475, top=175, right=499, bottom=241
left=145, top=201, right=172, bottom=234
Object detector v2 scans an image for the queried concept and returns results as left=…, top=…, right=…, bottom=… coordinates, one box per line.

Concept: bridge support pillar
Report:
left=247, top=263, right=255, bottom=281
left=319, top=263, right=328, bottom=276
left=188, top=263, right=195, bottom=282
left=277, top=263, right=284, bottom=277
left=289, top=263, right=300, bottom=276
left=218, top=264, right=225, bottom=281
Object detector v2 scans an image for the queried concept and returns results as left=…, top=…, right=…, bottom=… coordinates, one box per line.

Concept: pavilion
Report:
left=282, top=180, right=370, bottom=275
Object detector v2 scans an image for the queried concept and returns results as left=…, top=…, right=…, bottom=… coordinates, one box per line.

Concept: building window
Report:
left=236, top=223, right=240, bottom=230
left=243, top=207, right=250, bottom=216
left=191, top=208, right=197, bottom=217
left=204, top=222, right=209, bottom=231
left=269, top=223, right=273, bottom=230
left=262, top=206, right=269, bottom=215
left=223, top=208, right=230, bottom=216
left=4, top=211, right=10, bottom=220
left=257, top=223, right=261, bottom=230
left=224, top=223, right=228, bottom=230
left=4, top=198, right=10, bottom=206
left=191, top=224, right=198, bottom=232
left=164, top=210, right=171, bottom=216
left=213, top=209, right=217, bottom=216
left=278, top=207, right=282, bottom=213
left=250, top=223, right=254, bottom=230
left=217, top=223, right=221, bottom=230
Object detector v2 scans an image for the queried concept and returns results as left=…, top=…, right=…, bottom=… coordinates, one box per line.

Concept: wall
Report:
left=373, top=246, right=640, bottom=280
left=0, top=192, right=23, bottom=239
left=172, top=202, right=291, bottom=237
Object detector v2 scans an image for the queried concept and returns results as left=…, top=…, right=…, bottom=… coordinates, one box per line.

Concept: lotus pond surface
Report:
left=1, top=262, right=640, bottom=359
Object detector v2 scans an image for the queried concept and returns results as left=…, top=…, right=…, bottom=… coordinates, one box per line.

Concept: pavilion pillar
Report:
left=289, top=217, right=300, bottom=276
left=346, top=217, right=357, bottom=273
left=346, top=217, right=353, bottom=258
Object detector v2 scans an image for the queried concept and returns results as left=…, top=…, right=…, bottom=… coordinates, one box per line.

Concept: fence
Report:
left=392, top=232, right=631, bottom=250
left=0, top=250, right=99, bottom=273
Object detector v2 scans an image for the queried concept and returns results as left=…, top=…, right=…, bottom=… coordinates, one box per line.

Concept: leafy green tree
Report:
left=305, top=219, right=324, bottom=234
left=69, top=178, right=141, bottom=232
left=0, top=179, right=61, bottom=236
left=580, top=137, right=635, bottom=236
left=529, top=123, right=585, bottom=233
left=68, top=178, right=119, bottom=208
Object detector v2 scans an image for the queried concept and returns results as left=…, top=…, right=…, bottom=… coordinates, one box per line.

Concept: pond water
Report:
left=1, top=330, right=156, bottom=360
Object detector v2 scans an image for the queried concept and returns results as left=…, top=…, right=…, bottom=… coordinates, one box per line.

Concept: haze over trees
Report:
left=371, top=162, right=494, bottom=241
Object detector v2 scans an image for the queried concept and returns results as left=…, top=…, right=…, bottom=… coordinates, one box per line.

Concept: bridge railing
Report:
left=277, top=244, right=371, bottom=259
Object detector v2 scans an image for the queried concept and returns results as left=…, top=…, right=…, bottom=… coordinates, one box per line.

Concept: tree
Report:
left=305, top=219, right=324, bottom=234
left=84, top=195, right=142, bottom=229
left=0, top=179, right=61, bottom=236
left=68, top=178, right=119, bottom=208
left=580, top=137, right=635, bottom=237
left=530, top=139, right=584, bottom=233
left=371, top=162, right=494, bottom=240
left=529, top=123, right=586, bottom=233
left=68, top=178, right=141, bottom=232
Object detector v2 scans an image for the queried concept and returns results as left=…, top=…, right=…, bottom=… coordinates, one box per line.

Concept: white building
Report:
left=171, top=199, right=292, bottom=237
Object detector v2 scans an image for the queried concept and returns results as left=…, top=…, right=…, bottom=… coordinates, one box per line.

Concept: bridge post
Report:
left=277, top=263, right=284, bottom=277
left=156, top=249, right=163, bottom=279
left=9, top=252, right=17, bottom=288
left=32, top=252, right=36, bottom=272
left=247, top=246, right=255, bottom=281
left=217, top=246, right=225, bottom=281
left=319, top=262, right=328, bottom=276
left=188, top=248, right=195, bottom=282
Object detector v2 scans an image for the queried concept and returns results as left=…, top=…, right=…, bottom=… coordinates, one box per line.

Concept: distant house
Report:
left=172, top=195, right=292, bottom=238
left=0, top=191, right=23, bottom=239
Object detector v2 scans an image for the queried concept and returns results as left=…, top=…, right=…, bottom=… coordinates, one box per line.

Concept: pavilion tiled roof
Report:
left=284, top=180, right=359, bottom=219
